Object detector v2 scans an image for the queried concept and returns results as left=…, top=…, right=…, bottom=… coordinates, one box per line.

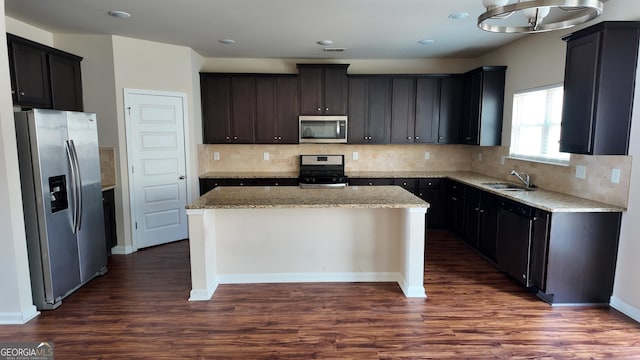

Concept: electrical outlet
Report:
left=263, top=152, right=270, bottom=161
left=478, top=152, right=482, bottom=161
left=611, top=168, right=621, bottom=184
left=500, top=156, right=506, bottom=165
left=424, top=152, right=430, bottom=160
left=576, top=165, right=587, bottom=179
left=352, top=152, right=359, bottom=161
left=213, top=152, right=220, bottom=161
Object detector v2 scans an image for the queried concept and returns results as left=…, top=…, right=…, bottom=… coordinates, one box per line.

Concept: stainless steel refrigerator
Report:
left=15, top=109, right=107, bottom=310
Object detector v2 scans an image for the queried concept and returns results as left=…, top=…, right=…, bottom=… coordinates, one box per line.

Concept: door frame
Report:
left=123, top=88, right=192, bottom=251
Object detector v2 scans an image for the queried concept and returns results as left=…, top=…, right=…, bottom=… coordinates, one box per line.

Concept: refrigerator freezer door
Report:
left=21, top=109, right=82, bottom=304
left=66, top=111, right=107, bottom=282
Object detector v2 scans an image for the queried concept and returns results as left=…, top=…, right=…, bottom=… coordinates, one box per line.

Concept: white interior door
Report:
left=124, top=89, right=189, bottom=249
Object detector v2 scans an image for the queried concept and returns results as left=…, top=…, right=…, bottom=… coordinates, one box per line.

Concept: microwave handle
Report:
left=336, top=122, right=340, bottom=136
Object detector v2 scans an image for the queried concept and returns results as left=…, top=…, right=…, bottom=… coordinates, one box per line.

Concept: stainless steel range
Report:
left=298, top=155, right=349, bottom=188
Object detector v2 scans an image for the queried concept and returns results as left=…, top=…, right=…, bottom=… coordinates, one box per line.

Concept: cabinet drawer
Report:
left=393, top=178, right=418, bottom=193
left=349, top=178, right=394, bottom=186
left=419, top=178, right=441, bottom=189
left=253, top=178, right=298, bottom=186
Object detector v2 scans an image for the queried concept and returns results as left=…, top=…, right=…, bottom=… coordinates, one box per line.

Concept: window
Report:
left=510, top=84, right=569, bottom=164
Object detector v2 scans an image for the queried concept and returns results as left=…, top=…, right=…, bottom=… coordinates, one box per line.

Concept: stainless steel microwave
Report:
left=299, top=116, right=348, bottom=143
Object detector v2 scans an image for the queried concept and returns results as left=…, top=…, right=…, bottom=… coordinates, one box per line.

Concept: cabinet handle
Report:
left=239, top=182, right=244, bottom=186
left=274, top=182, right=279, bottom=186
left=325, top=107, right=329, bottom=111
left=479, top=209, right=485, bottom=213
left=415, top=136, right=419, bottom=140
left=451, top=197, right=458, bottom=201
left=403, top=182, right=408, bottom=186
left=368, top=182, right=373, bottom=186
left=474, top=207, right=480, bottom=211
left=20, top=91, right=25, bottom=96
left=439, top=136, right=444, bottom=140
left=226, top=136, right=230, bottom=140
left=274, top=136, right=278, bottom=140
left=465, top=137, right=472, bottom=140
left=233, top=136, right=238, bottom=140
left=278, top=136, right=282, bottom=140
left=428, top=182, right=432, bottom=186
left=317, top=107, right=322, bottom=112
left=407, top=136, right=412, bottom=140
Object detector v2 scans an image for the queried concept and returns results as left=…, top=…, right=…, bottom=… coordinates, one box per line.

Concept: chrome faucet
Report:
left=510, top=170, right=531, bottom=188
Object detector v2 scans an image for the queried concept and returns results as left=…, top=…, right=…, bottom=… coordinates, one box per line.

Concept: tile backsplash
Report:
left=198, top=144, right=631, bottom=208
left=198, top=144, right=473, bottom=174
left=99, top=147, right=116, bottom=187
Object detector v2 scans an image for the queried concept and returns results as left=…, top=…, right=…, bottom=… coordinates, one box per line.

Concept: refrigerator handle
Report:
left=68, top=140, right=83, bottom=232
left=65, top=140, right=82, bottom=233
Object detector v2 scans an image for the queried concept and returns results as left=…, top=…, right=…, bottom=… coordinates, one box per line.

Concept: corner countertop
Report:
left=198, top=170, right=624, bottom=213
left=186, top=185, right=429, bottom=210
left=200, top=171, right=299, bottom=179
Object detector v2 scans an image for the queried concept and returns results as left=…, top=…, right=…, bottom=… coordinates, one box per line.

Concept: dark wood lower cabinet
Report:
left=102, top=189, right=116, bottom=256
left=199, top=178, right=297, bottom=195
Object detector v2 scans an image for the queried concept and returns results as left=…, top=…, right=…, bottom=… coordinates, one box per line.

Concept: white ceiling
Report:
left=6, top=0, right=542, bottom=59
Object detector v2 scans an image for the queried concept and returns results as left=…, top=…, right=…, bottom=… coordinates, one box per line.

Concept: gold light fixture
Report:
left=478, top=0, right=604, bottom=33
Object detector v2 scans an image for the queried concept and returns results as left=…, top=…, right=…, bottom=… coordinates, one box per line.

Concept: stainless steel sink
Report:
left=482, top=182, right=534, bottom=191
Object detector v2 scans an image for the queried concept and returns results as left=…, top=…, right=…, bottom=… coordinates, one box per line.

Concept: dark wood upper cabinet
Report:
left=298, top=64, right=349, bottom=115
left=560, top=21, right=640, bottom=155
left=390, top=78, right=417, bottom=143
left=8, top=37, right=51, bottom=108
left=414, top=77, right=440, bottom=143
left=201, top=75, right=232, bottom=143
left=348, top=77, right=391, bottom=144
left=256, top=76, right=299, bottom=144
left=49, top=53, right=84, bottom=111
left=230, top=77, right=256, bottom=143
left=7, top=34, right=83, bottom=111
left=461, top=66, right=506, bottom=146
left=438, top=76, right=463, bottom=144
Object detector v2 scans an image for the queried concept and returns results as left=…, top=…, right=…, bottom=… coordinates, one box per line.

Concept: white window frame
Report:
left=509, top=84, right=570, bottom=165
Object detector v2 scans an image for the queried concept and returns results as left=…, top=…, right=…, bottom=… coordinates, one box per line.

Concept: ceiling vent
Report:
left=323, top=47, right=347, bottom=52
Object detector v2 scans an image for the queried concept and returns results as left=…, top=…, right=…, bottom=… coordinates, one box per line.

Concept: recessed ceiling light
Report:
left=448, top=12, right=469, bottom=20
left=219, top=39, right=236, bottom=45
left=418, top=39, right=435, bottom=45
left=317, top=40, right=334, bottom=46
left=108, top=10, right=131, bottom=18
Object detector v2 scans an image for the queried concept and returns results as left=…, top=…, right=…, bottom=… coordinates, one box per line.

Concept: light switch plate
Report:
left=352, top=152, right=359, bottom=161
left=500, top=156, right=506, bottom=165
left=263, top=152, right=270, bottom=161
left=478, top=152, right=482, bottom=161
left=424, top=152, right=430, bottom=160
left=576, top=165, right=587, bottom=179
left=611, top=168, right=621, bottom=184
left=213, top=152, right=220, bottom=161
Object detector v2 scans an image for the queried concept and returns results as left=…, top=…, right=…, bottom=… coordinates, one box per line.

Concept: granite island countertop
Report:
left=186, top=185, right=429, bottom=209
left=199, top=170, right=623, bottom=213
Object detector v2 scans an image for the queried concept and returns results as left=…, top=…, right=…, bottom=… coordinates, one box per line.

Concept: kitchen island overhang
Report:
left=185, top=186, right=429, bottom=301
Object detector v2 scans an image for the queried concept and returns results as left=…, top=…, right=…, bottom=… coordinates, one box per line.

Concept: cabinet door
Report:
left=102, top=189, right=116, bottom=256
left=461, top=71, right=482, bottom=145
left=496, top=208, right=533, bottom=285
left=367, top=78, right=392, bottom=144
left=201, top=75, right=231, bottom=143
left=348, top=78, right=369, bottom=143
left=323, top=66, right=349, bottom=115
left=256, top=78, right=278, bottom=143
left=463, top=186, right=481, bottom=248
left=414, top=78, right=440, bottom=143
left=529, top=209, right=550, bottom=291
left=10, top=41, right=51, bottom=107
left=299, top=67, right=323, bottom=114
left=390, top=78, right=416, bottom=143
left=419, top=179, right=444, bottom=229
left=276, top=77, right=299, bottom=144
left=559, top=32, right=600, bottom=154
left=438, top=76, right=462, bottom=144
left=49, top=53, right=84, bottom=111
left=445, top=181, right=465, bottom=236
left=478, top=193, right=499, bottom=261
left=230, top=77, right=256, bottom=143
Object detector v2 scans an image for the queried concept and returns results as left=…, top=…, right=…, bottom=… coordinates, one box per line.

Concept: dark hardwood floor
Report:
left=2, top=230, right=639, bottom=359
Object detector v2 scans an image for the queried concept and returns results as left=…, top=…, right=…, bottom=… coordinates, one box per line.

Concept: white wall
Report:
left=111, top=36, right=202, bottom=251
left=481, top=1, right=640, bottom=321
left=0, top=2, right=39, bottom=324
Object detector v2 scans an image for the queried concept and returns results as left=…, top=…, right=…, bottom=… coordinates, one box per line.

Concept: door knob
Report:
left=179, top=175, right=186, bottom=180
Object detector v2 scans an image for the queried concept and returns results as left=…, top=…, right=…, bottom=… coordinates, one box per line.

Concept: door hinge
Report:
left=135, top=222, right=138, bottom=230
left=131, top=166, right=134, bottom=174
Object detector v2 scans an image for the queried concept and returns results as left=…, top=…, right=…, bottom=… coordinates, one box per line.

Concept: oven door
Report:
left=299, top=116, right=348, bottom=143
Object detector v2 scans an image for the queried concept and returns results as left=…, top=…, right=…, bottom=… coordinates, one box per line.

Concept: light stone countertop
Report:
left=200, top=171, right=299, bottom=179
left=186, top=185, right=429, bottom=209
left=198, top=170, right=624, bottom=212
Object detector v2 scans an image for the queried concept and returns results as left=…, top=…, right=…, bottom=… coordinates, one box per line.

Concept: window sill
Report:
left=507, top=155, right=570, bottom=167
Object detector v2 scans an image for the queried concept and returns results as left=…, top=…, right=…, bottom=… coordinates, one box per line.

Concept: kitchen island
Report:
left=185, top=186, right=429, bottom=301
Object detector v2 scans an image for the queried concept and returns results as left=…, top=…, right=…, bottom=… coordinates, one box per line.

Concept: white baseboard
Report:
left=217, top=272, right=401, bottom=285
left=189, top=282, right=219, bottom=301
left=0, top=306, right=39, bottom=324
left=610, top=296, right=640, bottom=323
left=111, top=245, right=136, bottom=255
